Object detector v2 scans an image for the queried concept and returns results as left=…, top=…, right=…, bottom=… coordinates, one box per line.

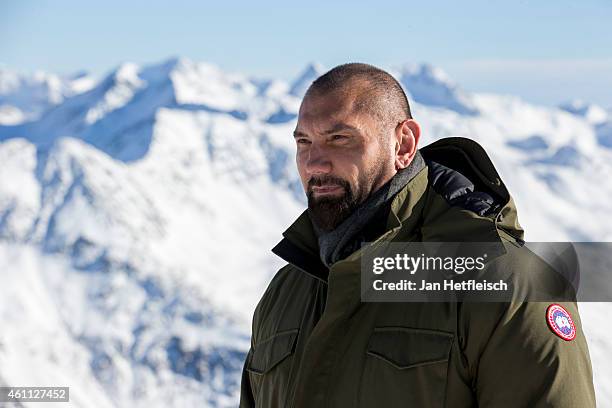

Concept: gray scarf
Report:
left=312, top=150, right=426, bottom=267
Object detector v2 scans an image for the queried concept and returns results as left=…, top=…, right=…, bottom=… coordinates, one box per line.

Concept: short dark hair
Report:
left=305, top=63, right=412, bottom=125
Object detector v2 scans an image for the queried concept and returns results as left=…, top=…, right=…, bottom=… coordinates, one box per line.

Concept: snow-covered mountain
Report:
left=1, top=57, right=611, bottom=407
left=0, top=67, right=96, bottom=125
left=559, top=99, right=609, bottom=125
left=394, top=63, right=479, bottom=115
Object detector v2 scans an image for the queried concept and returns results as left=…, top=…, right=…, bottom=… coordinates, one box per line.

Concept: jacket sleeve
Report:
left=473, top=301, right=596, bottom=407
left=239, top=348, right=255, bottom=407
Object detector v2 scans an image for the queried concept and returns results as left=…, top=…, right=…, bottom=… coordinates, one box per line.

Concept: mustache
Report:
left=307, top=175, right=350, bottom=190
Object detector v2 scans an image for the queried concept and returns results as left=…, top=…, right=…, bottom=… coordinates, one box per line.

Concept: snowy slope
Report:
left=0, top=57, right=611, bottom=407
left=560, top=99, right=609, bottom=125
left=0, top=68, right=96, bottom=125
left=393, top=63, right=479, bottom=115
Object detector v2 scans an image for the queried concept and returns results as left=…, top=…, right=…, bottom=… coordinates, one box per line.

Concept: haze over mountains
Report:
left=1, top=57, right=611, bottom=407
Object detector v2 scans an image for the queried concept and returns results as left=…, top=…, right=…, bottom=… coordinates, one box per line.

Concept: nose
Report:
left=305, top=144, right=332, bottom=175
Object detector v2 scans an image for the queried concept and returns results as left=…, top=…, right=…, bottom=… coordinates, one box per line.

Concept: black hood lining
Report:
left=426, top=159, right=501, bottom=217
left=420, top=138, right=510, bottom=209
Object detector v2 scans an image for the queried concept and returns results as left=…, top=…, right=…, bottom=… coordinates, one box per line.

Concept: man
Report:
left=240, top=63, right=595, bottom=407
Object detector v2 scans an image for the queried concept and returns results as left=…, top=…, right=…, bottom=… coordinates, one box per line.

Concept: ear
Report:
left=394, top=119, right=421, bottom=170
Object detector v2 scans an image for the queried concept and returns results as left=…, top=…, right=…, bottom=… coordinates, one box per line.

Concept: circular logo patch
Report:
left=546, top=304, right=576, bottom=341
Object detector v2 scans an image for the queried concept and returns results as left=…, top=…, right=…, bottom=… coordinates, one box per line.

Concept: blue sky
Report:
left=1, top=0, right=611, bottom=107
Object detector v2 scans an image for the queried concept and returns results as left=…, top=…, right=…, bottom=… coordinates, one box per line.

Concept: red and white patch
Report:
left=546, top=304, right=576, bottom=341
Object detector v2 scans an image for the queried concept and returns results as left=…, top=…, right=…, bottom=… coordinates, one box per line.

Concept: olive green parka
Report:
left=240, top=137, right=596, bottom=408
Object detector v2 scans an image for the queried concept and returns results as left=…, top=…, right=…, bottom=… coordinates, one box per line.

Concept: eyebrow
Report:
left=293, top=123, right=360, bottom=138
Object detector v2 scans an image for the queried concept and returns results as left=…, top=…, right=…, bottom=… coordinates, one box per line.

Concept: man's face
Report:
left=293, top=89, right=397, bottom=231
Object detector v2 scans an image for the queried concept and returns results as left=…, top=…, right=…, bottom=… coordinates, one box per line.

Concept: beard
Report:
left=306, top=163, right=388, bottom=232
left=307, top=175, right=358, bottom=232
left=306, top=141, right=395, bottom=232
left=306, top=150, right=392, bottom=232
